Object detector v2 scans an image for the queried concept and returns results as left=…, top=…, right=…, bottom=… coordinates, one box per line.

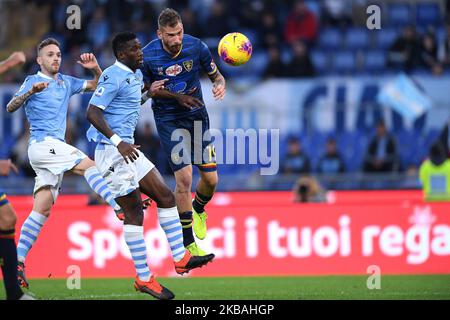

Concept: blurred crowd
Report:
left=2, top=0, right=450, bottom=83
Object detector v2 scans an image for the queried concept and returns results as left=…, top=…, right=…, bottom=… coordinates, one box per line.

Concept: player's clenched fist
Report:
left=30, top=82, right=49, bottom=94
left=117, top=141, right=141, bottom=164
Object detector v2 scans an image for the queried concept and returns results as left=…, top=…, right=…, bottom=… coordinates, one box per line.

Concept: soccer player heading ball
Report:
left=141, top=8, right=226, bottom=256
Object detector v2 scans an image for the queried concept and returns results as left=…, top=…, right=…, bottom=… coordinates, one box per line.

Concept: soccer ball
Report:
left=218, top=32, right=252, bottom=66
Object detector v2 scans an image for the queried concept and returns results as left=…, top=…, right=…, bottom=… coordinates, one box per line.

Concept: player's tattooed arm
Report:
left=6, top=82, right=48, bottom=113
left=208, top=70, right=226, bottom=100
left=77, top=53, right=102, bottom=91
left=86, top=105, right=140, bottom=163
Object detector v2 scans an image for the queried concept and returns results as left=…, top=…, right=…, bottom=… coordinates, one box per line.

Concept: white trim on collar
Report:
left=37, top=71, right=55, bottom=80
left=114, top=60, right=134, bottom=73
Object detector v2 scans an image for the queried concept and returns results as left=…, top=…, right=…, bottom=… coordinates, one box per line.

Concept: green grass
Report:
left=2, top=275, right=450, bottom=300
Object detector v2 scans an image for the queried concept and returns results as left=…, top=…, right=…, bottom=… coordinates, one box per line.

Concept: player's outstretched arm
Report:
left=141, top=79, right=168, bottom=104
left=148, top=86, right=204, bottom=109
left=208, top=69, right=226, bottom=100
left=6, top=82, right=48, bottom=113
left=77, top=53, right=102, bottom=91
left=0, top=51, right=26, bottom=75
left=0, top=159, right=19, bottom=176
left=86, top=105, right=140, bottom=163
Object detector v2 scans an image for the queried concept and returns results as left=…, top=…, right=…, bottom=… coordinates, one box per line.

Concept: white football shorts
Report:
left=94, top=143, right=154, bottom=199
left=28, top=137, right=87, bottom=201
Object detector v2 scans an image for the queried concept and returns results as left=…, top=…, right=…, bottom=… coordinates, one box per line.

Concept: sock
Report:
left=84, top=166, right=121, bottom=211
left=17, top=211, right=47, bottom=262
left=0, top=229, right=23, bottom=300
left=192, top=190, right=213, bottom=214
left=123, top=224, right=151, bottom=281
left=157, top=207, right=185, bottom=262
left=179, top=211, right=195, bottom=247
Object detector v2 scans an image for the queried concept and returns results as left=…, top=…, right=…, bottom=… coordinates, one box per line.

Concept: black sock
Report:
left=192, top=190, right=213, bottom=214
left=179, top=211, right=195, bottom=247
left=0, top=229, right=23, bottom=300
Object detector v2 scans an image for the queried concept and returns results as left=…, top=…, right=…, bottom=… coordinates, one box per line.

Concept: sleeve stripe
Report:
left=208, top=66, right=218, bottom=75
left=93, top=104, right=106, bottom=110
left=81, top=80, right=88, bottom=92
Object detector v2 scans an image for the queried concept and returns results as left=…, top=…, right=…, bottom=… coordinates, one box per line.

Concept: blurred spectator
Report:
left=321, top=0, right=353, bottom=28
left=203, top=1, right=230, bottom=38
left=259, top=11, right=282, bottom=49
left=419, top=32, right=443, bottom=75
left=180, top=7, right=203, bottom=37
left=87, top=7, right=110, bottom=51
left=440, top=21, right=450, bottom=67
left=419, top=141, right=450, bottom=201
left=263, top=46, right=286, bottom=78
left=9, top=125, right=34, bottom=177
left=134, top=122, right=162, bottom=168
left=363, top=121, right=398, bottom=173
left=284, top=40, right=315, bottom=77
left=438, top=119, right=450, bottom=156
left=281, top=137, right=311, bottom=174
left=387, top=25, right=421, bottom=71
left=293, top=176, right=327, bottom=203
left=284, top=0, right=318, bottom=46
left=317, top=137, right=345, bottom=174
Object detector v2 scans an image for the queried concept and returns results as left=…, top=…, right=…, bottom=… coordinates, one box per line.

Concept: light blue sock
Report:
left=157, top=207, right=185, bottom=262
left=17, top=211, right=47, bottom=262
left=124, top=224, right=151, bottom=281
left=84, top=166, right=120, bottom=211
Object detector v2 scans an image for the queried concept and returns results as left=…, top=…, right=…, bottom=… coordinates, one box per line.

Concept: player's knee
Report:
left=204, top=173, right=218, bottom=189
left=155, top=188, right=176, bottom=208
left=124, top=205, right=144, bottom=225
left=175, top=174, right=192, bottom=192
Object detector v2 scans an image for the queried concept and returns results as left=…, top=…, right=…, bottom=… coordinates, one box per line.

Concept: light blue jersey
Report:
left=86, top=60, right=143, bottom=145
left=14, top=71, right=87, bottom=143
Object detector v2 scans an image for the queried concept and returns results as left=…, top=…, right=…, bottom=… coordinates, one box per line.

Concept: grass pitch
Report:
left=1, top=275, right=450, bottom=300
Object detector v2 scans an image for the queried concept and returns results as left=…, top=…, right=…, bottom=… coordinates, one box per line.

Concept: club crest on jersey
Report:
left=165, top=64, right=182, bottom=76
left=183, top=59, right=193, bottom=72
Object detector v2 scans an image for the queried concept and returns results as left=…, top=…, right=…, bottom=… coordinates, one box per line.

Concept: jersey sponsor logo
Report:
left=183, top=59, right=193, bottom=72
left=95, top=87, right=105, bottom=97
left=165, top=64, right=182, bottom=76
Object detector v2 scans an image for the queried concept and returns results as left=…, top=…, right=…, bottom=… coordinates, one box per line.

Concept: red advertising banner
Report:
left=6, top=191, right=450, bottom=279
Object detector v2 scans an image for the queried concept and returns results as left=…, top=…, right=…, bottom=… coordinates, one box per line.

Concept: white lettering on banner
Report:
left=68, top=222, right=93, bottom=261
left=245, top=217, right=258, bottom=258
left=66, top=209, right=450, bottom=269
left=198, top=217, right=237, bottom=258
left=379, top=225, right=404, bottom=256
left=268, top=215, right=352, bottom=258
left=362, top=220, right=450, bottom=264
left=431, top=225, right=450, bottom=256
